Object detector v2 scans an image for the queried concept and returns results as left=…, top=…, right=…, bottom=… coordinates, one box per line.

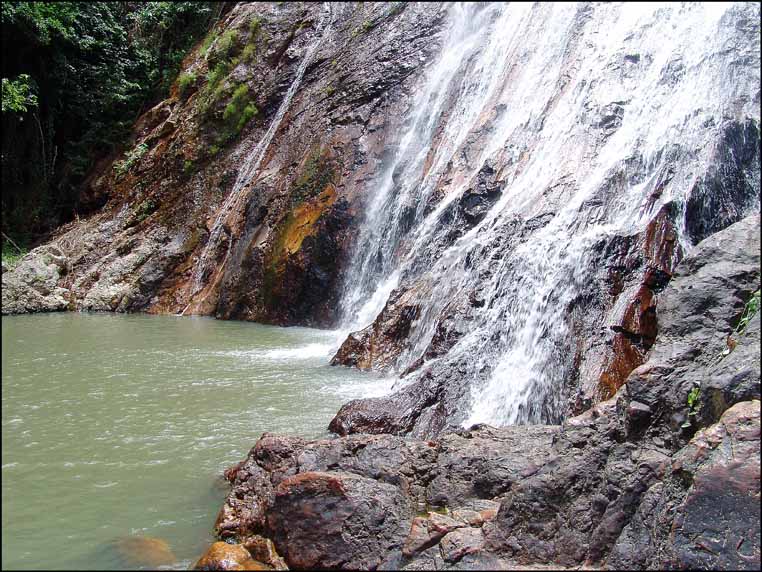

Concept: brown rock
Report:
left=267, top=471, right=413, bottom=570
left=240, top=535, right=287, bottom=571
left=112, top=535, right=175, bottom=568
left=402, top=512, right=464, bottom=556
left=194, top=541, right=269, bottom=571
left=440, top=527, right=486, bottom=563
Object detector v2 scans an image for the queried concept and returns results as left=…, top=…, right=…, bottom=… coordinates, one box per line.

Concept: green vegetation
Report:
left=126, top=198, right=158, bottom=227
left=113, top=143, right=149, bottom=178
left=291, top=146, right=337, bottom=204
left=221, top=85, right=258, bottom=142
left=2, top=1, right=221, bottom=244
left=681, top=384, right=701, bottom=429
left=736, top=289, right=760, bottom=335
left=194, top=16, right=266, bottom=147
left=1, top=74, right=38, bottom=113
left=2, top=237, right=27, bottom=268
left=177, top=71, right=198, bottom=98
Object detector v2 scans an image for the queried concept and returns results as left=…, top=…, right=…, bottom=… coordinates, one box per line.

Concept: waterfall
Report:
left=183, top=3, right=334, bottom=315
left=336, top=2, right=761, bottom=426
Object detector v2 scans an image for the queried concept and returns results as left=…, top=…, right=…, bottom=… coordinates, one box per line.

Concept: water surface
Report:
left=2, top=312, right=387, bottom=570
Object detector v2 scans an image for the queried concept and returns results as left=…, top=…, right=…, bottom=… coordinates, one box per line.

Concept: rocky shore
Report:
left=202, top=215, right=760, bottom=570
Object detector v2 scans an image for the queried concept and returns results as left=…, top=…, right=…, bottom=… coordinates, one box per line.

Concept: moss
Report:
left=209, top=29, right=239, bottom=65
left=291, top=146, right=338, bottom=205
left=218, top=84, right=258, bottom=143
left=177, top=71, right=197, bottom=98
left=183, top=159, right=195, bottom=174
left=126, top=198, right=158, bottom=227
left=242, top=43, right=256, bottom=62
left=200, top=28, right=219, bottom=57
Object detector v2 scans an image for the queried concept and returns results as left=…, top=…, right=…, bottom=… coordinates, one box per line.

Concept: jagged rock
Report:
left=1, top=245, right=70, bottom=315
left=331, top=286, right=423, bottom=370
left=622, top=214, right=761, bottom=444
left=240, top=535, right=288, bottom=570
left=214, top=211, right=761, bottom=570
left=402, top=512, right=464, bottom=557
left=267, top=471, right=413, bottom=570
left=440, top=527, right=485, bottom=563
left=608, top=400, right=761, bottom=570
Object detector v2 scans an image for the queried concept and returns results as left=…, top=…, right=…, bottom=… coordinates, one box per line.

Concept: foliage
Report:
left=220, top=84, right=258, bottom=142
left=113, top=142, right=149, bottom=178
left=1, top=239, right=27, bottom=268
left=735, top=289, right=760, bottom=335
left=1, top=1, right=220, bottom=240
left=126, top=198, right=157, bottom=227
left=1, top=74, right=38, bottom=113
left=177, top=71, right=197, bottom=98
left=681, top=384, right=701, bottom=429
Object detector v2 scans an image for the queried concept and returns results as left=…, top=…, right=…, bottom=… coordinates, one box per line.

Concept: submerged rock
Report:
left=111, top=535, right=175, bottom=568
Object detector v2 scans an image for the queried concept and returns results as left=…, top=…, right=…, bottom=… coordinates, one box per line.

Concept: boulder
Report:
left=267, top=471, right=414, bottom=570
left=193, top=541, right=269, bottom=570
left=111, top=535, right=175, bottom=568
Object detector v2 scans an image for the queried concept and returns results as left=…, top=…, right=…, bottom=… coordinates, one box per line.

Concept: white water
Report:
left=337, top=2, right=761, bottom=426
left=183, top=3, right=334, bottom=314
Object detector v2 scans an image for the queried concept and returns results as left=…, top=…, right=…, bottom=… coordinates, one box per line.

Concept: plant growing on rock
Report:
left=735, top=288, right=760, bottom=335
left=681, top=384, right=701, bottom=429
left=113, top=143, right=149, bottom=178
left=177, top=71, right=197, bottom=98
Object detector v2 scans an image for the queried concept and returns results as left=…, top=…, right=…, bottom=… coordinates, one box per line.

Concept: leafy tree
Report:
left=1, top=1, right=225, bottom=248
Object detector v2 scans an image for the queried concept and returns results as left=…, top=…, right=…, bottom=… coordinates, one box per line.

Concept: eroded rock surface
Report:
left=216, top=215, right=761, bottom=570
left=1, top=2, right=447, bottom=327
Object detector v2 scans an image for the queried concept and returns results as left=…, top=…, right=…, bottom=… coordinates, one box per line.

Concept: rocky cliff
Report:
left=2, top=2, right=447, bottom=327
left=2, top=3, right=760, bottom=569
left=212, top=214, right=761, bottom=570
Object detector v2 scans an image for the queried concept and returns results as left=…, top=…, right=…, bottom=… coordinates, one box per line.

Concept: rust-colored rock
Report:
left=193, top=541, right=269, bottom=571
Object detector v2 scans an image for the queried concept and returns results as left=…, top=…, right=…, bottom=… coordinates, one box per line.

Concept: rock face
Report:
left=1, top=2, right=447, bottom=327
left=1, top=244, right=71, bottom=315
left=216, top=215, right=760, bottom=570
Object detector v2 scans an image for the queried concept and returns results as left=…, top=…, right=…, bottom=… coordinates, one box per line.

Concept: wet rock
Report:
left=240, top=535, right=288, bottom=570
left=329, top=372, right=442, bottom=436
left=331, top=287, right=422, bottom=370
left=193, top=541, right=269, bottom=570
left=685, top=119, right=761, bottom=245
left=112, top=535, right=175, bottom=568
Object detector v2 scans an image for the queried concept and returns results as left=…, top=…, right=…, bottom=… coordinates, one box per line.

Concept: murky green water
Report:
left=2, top=312, right=389, bottom=570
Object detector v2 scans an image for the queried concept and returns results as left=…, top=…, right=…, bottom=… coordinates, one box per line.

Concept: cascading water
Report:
left=183, top=3, right=334, bottom=315
left=336, top=2, right=761, bottom=427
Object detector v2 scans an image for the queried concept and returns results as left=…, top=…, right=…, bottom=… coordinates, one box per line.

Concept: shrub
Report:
left=242, top=43, right=256, bottom=62
left=113, top=142, right=149, bottom=177
left=736, top=289, right=761, bottom=335
left=177, top=71, right=197, bottom=98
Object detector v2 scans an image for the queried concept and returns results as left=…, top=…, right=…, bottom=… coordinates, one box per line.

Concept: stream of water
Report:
left=1, top=313, right=388, bottom=570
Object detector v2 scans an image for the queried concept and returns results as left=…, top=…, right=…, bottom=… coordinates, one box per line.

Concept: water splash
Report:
left=336, top=2, right=760, bottom=427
